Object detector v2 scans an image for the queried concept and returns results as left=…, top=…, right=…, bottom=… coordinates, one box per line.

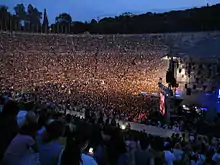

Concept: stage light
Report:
left=183, top=105, right=190, bottom=110
left=141, top=92, right=147, bottom=95
left=175, top=89, right=181, bottom=96
left=152, top=93, right=158, bottom=96
left=200, top=107, right=208, bottom=111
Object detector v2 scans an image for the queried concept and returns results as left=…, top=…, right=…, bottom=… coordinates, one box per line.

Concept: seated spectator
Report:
left=38, top=120, right=64, bottom=165
left=1, top=111, right=38, bottom=165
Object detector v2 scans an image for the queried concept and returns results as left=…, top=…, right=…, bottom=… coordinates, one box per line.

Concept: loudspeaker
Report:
left=186, top=88, right=191, bottom=95
left=166, top=71, right=174, bottom=84
left=171, top=78, right=177, bottom=88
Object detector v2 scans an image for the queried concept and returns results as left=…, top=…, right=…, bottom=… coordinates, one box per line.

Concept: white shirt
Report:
left=164, top=150, right=175, bottom=165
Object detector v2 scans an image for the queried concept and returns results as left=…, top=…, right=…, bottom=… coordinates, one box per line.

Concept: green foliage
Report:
left=14, top=4, right=26, bottom=21
left=52, top=13, right=72, bottom=33
left=56, top=13, right=72, bottom=24
left=26, top=4, right=42, bottom=32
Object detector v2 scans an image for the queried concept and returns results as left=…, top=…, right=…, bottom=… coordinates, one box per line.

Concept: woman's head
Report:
left=44, top=120, right=64, bottom=142
left=61, top=124, right=91, bottom=165
left=174, top=143, right=182, bottom=150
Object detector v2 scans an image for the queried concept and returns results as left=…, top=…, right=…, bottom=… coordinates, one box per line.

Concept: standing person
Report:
left=173, top=143, right=184, bottom=162
left=64, top=114, right=75, bottom=137
left=59, top=124, right=97, bottom=165
left=117, top=138, right=135, bottom=165
left=134, top=138, right=154, bottom=165
left=1, top=111, right=39, bottom=165
left=164, top=143, right=175, bottom=165
left=94, top=126, right=122, bottom=165
left=0, top=100, right=19, bottom=161
left=38, top=120, right=64, bottom=165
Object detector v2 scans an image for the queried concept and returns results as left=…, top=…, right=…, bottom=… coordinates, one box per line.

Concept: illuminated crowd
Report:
left=1, top=32, right=220, bottom=165
left=0, top=32, right=168, bottom=122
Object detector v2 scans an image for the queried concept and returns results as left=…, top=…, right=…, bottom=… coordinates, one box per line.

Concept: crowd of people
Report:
left=0, top=32, right=169, bottom=122
left=0, top=32, right=168, bottom=91
left=1, top=98, right=220, bottom=165
left=1, top=31, right=220, bottom=165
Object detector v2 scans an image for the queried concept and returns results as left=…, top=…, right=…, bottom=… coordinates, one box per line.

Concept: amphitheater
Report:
left=0, top=31, right=220, bottom=96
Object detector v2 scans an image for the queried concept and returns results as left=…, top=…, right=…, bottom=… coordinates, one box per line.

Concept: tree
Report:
left=89, top=19, right=98, bottom=33
left=56, top=13, right=72, bottom=23
left=14, top=4, right=26, bottom=30
left=55, top=13, right=72, bottom=33
left=14, top=4, right=26, bottom=21
left=26, top=4, right=42, bottom=32
left=0, top=5, right=11, bottom=30
left=71, top=21, right=89, bottom=33
left=42, top=9, right=49, bottom=33
left=91, top=19, right=97, bottom=24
